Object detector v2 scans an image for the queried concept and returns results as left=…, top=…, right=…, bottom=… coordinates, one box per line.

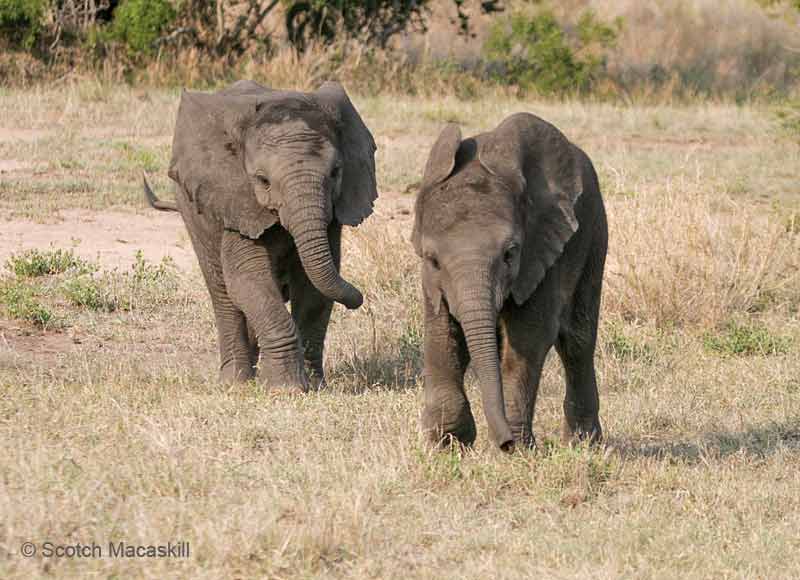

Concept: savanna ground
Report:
left=1, top=82, right=799, bottom=579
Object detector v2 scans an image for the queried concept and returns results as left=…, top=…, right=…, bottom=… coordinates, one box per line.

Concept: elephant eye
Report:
left=258, top=175, right=271, bottom=190
left=504, top=245, right=518, bottom=266
left=427, top=255, right=440, bottom=270
left=330, top=165, right=341, bottom=180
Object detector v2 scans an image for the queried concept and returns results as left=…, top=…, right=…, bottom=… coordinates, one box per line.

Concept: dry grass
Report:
left=1, top=83, right=799, bottom=578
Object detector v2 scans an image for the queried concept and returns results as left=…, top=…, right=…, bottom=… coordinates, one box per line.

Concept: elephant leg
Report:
left=180, top=212, right=254, bottom=383
left=499, top=305, right=557, bottom=448
left=421, top=297, right=475, bottom=447
left=221, top=230, right=307, bottom=393
left=556, top=265, right=603, bottom=444
left=213, top=294, right=257, bottom=383
left=288, top=223, right=340, bottom=390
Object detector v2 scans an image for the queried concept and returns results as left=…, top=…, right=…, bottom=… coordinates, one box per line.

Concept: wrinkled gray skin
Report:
left=144, top=80, right=377, bottom=391
left=412, top=113, right=607, bottom=451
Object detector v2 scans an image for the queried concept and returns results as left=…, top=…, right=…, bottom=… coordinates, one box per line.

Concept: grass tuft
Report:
left=703, top=320, right=793, bottom=357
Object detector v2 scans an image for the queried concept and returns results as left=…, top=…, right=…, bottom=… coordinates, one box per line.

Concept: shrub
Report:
left=5, top=248, right=93, bottom=278
left=0, top=280, right=53, bottom=327
left=111, top=0, right=175, bottom=56
left=285, top=1, right=503, bottom=51
left=483, top=9, right=619, bottom=95
left=0, top=0, right=47, bottom=49
left=62, top=274, right=115, bottom=312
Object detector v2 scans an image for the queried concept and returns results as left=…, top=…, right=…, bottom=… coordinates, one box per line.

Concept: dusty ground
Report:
left=1, top=85, right=799, bottom=579
left=0, top=196, right=413, bottom=273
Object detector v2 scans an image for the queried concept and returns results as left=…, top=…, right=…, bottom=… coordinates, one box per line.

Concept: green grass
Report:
left=703, top=320, right=793, bottom=357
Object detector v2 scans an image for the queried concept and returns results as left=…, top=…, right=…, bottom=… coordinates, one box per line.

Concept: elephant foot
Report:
left=304, top=360, right=327, bottom=391
left=510, top=425, right=536, bottom=450
left=421, top=407, right=477, bottom=449
left=561, top=416, right=602, bottom=445
left=257, top=357, right=309, bottom=395
left=219, top=359, right=256, bottom=384
left=267, top=382, right=308, bottom=397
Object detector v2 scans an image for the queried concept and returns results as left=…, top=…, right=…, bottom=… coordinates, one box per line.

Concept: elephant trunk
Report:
left=281, top=186, right=363, bottom=310
left=454, top=280, right=514, bottom=452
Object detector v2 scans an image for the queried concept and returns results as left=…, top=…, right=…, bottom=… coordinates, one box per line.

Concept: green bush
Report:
left=112, top=0, right=175, bottom=56
left=0, top=0, right=47, bottom=49
left=62, top=274, right=115, bottom=312
left=483, top=9, right=619, bottom=95
left=0, top=280, right=53, bottom=327
left=5, top=248, right=93, bottom=278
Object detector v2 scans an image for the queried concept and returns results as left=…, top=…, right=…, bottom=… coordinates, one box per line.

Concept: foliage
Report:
left=98, top=251, right=180, bottom=312
left=0, top=280, right=53, bottom=327
left=167, top=0, right=280, bottom=58
left=62, top=274, right=115, bottom=311
left=483, top=8, right=619, bottom=95
left=284, top=0, right=504, bottom=51
left=703, top=321, right=792, bottom=357
left=5, top=248, right=93, bottom=278
left=110, top=0, right=175, bottom=56
left=0, top=0, right=47, bottom=49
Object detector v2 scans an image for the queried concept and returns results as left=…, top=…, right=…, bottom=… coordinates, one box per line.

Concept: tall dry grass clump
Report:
left=588, top=0, right=800, bottom=98
left=324, top=221, right=423, bottom=390
left=604, top=187, right=800, bottom=330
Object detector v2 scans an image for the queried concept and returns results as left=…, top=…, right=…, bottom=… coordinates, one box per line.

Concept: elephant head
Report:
left=168, top=80, right=377, bottom=310
left=412, top=113, right=584, bottom=450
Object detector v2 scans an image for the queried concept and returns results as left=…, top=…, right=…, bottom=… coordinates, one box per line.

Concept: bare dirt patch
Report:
left=0, top=192, right=412, bottom=274
left=0, top=321, right=77, bottom=372
left=0, top=159, right=33, bottom=173
left=0, top=208, right=196, bottom=272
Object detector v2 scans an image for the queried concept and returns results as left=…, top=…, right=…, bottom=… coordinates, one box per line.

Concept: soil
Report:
left=0, top=191, right=414, bottom=273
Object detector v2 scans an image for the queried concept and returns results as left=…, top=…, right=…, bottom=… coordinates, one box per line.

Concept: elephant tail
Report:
left=143, top=172, right=178, bottom=212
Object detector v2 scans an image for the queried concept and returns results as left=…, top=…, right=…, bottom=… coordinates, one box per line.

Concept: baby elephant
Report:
left=144, top=80, right=377, bottom=392
left=413, top=113, right=607, bottom=452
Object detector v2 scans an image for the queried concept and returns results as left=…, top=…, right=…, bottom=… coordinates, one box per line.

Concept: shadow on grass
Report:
left=611, top=421, right=800, bottom=463
left=326, top=350, right=422, bottom=394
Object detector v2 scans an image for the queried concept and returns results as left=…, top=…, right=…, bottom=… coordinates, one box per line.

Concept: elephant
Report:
left=412, top=113, right=608, bottom=452
left=143, top=80, right=378, bottom=392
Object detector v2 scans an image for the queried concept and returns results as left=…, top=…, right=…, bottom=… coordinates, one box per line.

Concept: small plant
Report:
left=0, top=280, right=53, bottom=327
left=102, top=251, right=179, bottom=312
left=703, top=320, right=792, bottom=357
left=113, top=142, right=161, bottom=172
left=605, top=324, right=656, bottom=364
left=5, top=248, right=93, bottom=278
left=62, top=275, right=115, bottom=312
left=774, top=100, right=800, bottom=143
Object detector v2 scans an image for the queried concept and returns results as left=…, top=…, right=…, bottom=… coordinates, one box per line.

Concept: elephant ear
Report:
left=313, top=82, right=378, bottom=226
left=412, top=124, right=463, bottom=257
left=421, top=124, right=462, bottom=191
left=478, top=113, right=583, bottom=306
left=167, top=88, right=279, bottom=239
